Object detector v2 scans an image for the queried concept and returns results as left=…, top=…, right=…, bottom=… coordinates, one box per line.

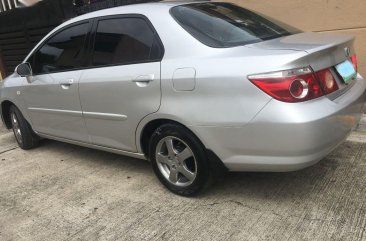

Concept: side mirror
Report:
left=15, top=63, right=32, bottom=77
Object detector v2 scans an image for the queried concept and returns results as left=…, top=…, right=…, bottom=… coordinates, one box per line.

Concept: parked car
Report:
left=1, top=1, right=365, bottom=196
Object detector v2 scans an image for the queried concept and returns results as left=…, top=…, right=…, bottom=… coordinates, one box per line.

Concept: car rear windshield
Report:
left=170, top=2, right=301, bottom=48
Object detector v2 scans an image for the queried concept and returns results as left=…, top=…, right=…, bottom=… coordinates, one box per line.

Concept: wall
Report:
left=228, top=0, right=366, bottom=76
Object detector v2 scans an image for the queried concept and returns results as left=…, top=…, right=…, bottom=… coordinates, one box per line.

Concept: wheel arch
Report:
left=139, top=118, right=190, bottom=158
left=138, top=117, right=229, bottom=178
left=1, top=100, right=15, bottom=129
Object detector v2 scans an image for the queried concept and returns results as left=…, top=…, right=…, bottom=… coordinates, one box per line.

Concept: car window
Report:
left=92, top=17, right=160, bottom=66
left=30, top=23, right=89, bottom=75
left=170, top=2, right=301, bottom=48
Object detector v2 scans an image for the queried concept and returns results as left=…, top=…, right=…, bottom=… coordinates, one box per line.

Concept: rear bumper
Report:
left=192, top=75, right=366, bottom=172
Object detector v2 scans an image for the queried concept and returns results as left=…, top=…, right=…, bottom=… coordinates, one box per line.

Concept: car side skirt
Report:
left=37, top=132, right=147, bottom=160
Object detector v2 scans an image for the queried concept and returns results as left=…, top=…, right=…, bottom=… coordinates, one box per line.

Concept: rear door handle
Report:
left=132, top=74, right=154, bottom=83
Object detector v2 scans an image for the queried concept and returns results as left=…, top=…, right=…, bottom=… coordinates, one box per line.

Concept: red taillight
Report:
left=249, top=67, right=339, bottom=103
left=249, top=67, right=323, bottom=103
left=351, top=54, right=358, bottom=73
left=315, top=68, right=339, bottom=94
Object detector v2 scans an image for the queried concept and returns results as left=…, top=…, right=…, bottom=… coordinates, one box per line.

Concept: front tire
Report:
left=9, top=105, right=39, bottom=150
left=149, top=124, right=211, bottom=196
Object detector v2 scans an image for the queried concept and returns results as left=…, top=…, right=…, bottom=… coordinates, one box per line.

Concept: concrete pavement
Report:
left=0, top=124, right=365, bottom=241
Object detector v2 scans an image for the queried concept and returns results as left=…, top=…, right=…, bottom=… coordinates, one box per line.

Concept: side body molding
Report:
left=28, top=108, right=128, bottom=122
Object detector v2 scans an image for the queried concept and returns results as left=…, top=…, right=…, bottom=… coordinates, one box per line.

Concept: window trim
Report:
left=26, top=20, right=93, bottom=76
left=169, top=2, right=300, bottom=49
left=86, top=14, right=165, bottom=69
left=25, top=14, right=165, bottom=76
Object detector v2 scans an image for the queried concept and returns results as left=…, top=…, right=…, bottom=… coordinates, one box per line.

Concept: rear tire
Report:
left=149, top=123, right=211, bottom=196
left=9, top=105, right=39, bottom=150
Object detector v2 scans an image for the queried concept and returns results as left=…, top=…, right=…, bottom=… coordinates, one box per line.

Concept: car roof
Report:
left=68, top=0, right=212, bottom=22
left=53, top=0, right=216, bottom=35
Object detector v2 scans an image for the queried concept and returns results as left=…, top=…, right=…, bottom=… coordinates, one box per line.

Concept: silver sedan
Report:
left=1, top=1, right=365, bottom=196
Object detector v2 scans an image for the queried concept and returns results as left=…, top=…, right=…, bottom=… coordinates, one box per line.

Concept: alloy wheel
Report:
left=155, top=136, right=197, bottom=187
left=11, top=113, right=22, bottom=144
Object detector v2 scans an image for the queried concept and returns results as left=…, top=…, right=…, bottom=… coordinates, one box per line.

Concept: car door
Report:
left=79, top=15, right=164, bottom=152
left=21, top=21, right=91, bottom=142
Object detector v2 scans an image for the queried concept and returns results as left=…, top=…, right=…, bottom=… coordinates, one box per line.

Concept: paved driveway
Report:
left=0, top=126, right=365, bottom=241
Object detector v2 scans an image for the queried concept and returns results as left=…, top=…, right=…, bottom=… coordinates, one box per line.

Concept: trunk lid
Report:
left=246, top=32, right=355, bottom=72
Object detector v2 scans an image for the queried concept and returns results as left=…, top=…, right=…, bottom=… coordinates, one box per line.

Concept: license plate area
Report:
left=335, top=60, right=356, bottom=84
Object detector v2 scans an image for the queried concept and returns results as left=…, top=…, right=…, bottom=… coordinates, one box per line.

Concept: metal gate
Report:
left=0, top=0, right=158, bottom=78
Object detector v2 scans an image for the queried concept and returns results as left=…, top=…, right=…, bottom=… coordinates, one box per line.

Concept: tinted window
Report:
left=171, top=2, right=301, bottom=48
left=92, top=18, right=160, bottom=66
left=31, top=23, right=88, bottom=74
